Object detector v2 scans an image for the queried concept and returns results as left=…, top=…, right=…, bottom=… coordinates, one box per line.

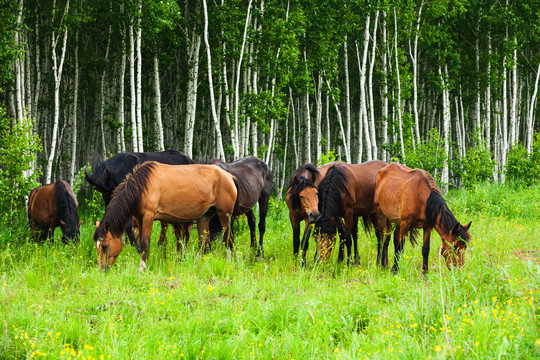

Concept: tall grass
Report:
left=0, top=183, right=539, bottom=359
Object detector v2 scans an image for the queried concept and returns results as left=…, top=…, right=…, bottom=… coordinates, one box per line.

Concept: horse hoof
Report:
left=138, top=260, right=147, bottom=272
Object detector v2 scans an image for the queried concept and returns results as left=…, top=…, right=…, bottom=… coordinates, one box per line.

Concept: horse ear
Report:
left=59, top=220, right=66, bottom=227
left=294, top=175, right=301, bottom=184
left=464, top=221, right=472, bottom=231
left=78, top=220, right=82, bottom=228
left=95, top=221, right=100, bottom=228
left=450, top=223, right=460, bottom=235
left=104, top=222, right=110, bottom=233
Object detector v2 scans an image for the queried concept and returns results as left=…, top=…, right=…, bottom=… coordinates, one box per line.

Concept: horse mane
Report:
left=425, top=191, right=470, bottom=242
left=288, top=176, right=317, bottom=210
left=54, top=179, right=79, bottom=225
left=102, top=162, right=157, bottom=236
left=288, top=164, right=320, bottom=189
left=419, top=169, right=441, bottom=194
left=316, top=165, right=351, bottom=235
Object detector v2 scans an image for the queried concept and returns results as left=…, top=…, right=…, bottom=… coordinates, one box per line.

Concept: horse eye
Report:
left=299, top=195, right=304, bottom=199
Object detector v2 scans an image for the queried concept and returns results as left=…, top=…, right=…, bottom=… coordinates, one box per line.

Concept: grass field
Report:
left=1, top=183, right=539, bottom=359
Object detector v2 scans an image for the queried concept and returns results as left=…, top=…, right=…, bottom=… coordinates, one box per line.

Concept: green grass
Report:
left=0, top=184, right=539, bottom=359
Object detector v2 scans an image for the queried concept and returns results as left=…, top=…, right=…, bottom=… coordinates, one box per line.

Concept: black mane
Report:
left=425, top=191, right=470, bottom=242
left=98, top=162, right=157, bottom=237
left=288, top=176, right=317, bottom=211
left=54, top=178, right=79, bottom=228
left=315, top=165, right=351, bottom=236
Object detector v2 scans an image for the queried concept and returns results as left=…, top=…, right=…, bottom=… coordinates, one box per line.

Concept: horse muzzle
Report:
left=308, top=211, right=321, bottom=223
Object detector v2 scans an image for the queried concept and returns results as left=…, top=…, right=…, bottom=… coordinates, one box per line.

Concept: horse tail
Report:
left=316, top=165, right=351, bottom=236
left=360, top=215, right=373, bottom=235
left=407, top=228, right=419, bottom=246
left=231, top=175, right=242, bottom=217
left=85, top=151, right=104, bottom=187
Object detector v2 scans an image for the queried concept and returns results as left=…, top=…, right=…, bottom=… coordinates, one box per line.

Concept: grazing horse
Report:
left=94, top=162, right=238, bottom=271
left=315, top=160, right=388, bottom=264
left=374, top=163, right=472, bottom=273
left=286, top=162, right=345, bottom=263
left=86, top=149, right=194, bottom=252
left=205, top=156, right=273, bottom=257
left=28, top=179, right=81, bottom=244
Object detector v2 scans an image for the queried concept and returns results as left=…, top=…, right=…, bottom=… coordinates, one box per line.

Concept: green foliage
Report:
left=460, top=141, right=496, bottom=188
left=397, top=128, right=448, bottom=183
left=317, top=148, right=338, bottom=166
left=84, top=187, right=105, bottom=223
left=0, top=110, right=42, bottom=223
left=505, top=134, right=540, bottom=187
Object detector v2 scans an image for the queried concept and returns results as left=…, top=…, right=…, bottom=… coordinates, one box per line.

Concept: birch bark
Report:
left=153, top=56, right=165, bottom=151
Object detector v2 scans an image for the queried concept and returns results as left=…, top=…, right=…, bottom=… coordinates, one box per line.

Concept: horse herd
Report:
left=27, top=149, right=472, bottom=274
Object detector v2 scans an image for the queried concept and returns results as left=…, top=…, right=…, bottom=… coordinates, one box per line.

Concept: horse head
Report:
left=59, top=219, right=82, bottom=244
left=440, top=221, right=472, bottom=268
left=94, top=221, right=123, bottom=270
left=293, top=176, right=320, bottom=223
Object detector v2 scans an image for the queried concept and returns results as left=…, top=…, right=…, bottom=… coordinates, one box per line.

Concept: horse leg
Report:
left=300, top=222, right=313, bottom=266
left=125, top=219, right=142, bottom=254
left=337, top=219, right=347, bottom=263
left=245, top=209, right=257, bottom=250
left=175, top=223, right=190, bottom=253
left=218, top=212, right=234, bottom=252
left=422, top=227, right=432, bottom=275
left=291, top=215, right=301, bottom=257
left=257, top=195, right=270, bottom=257
left=352, top=217, right=359, bottom=265
left=391, top=223, right=408, bottom=273
left=381, top=219, right=392, bottom=268
left=158, top=221, right=168, bottom=260
left=138, top=215, right=154, bottom=272
left=197, top=215, right=213, bottom=254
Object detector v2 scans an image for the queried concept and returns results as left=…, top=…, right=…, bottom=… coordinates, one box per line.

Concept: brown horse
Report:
left=315, top=160, right=388, bottom=264
left=132, top=219, right=192, bottom=260
left=28, top=179, right=81, bottom=244
left=286, top=162, right=343, bottom=263
left=374, top=162, right=472, bottom=273
left=94, top=162, right=238, bottom=271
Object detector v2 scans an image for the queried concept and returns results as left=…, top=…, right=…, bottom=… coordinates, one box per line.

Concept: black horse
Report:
left=85, top=150, right=194, bottom=252
left=204, top=156, right=273, bottom=257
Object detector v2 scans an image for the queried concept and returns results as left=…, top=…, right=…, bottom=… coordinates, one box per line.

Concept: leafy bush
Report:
left=461, top=140, right=496, bottom=188
left=398, top=128, right=448, bottom=183
left=317, top=148, right=338, bottom=166
left=505, top=134, right=540, bottom=187
left=0, top=110, right=42, bottom=223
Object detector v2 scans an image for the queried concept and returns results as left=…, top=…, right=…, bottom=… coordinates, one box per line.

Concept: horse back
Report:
left=28, top=183, right=57, bottom=227
left=339, top=161, right=387, bottom=214
left=375, top=163, right=431, bottom=224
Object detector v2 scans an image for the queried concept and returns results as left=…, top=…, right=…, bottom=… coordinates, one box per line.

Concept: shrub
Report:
left=0, top=109, right=42, bottom=223
left=317, top=148, right=338, bottom=166
left=461, top=140, right=496, bottom=188
left=505, top=134, right=540, bottom=187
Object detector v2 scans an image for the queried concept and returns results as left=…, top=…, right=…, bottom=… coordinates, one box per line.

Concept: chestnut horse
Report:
left=28, top=179, right=81, bottom=243
left=94, top=162, right=238, bottom=271
left=205, top=156, right=273, bottom=257
left=374, top=163, right=472, bottom=273
left=315, top=160, right=388, bottom=264
left=286, top=162, right=344, bottom=263
left=86, top=149, right=194, bottom=252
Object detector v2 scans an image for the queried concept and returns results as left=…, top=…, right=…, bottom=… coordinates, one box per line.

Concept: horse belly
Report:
left=154, top=183, right=214, bottom=223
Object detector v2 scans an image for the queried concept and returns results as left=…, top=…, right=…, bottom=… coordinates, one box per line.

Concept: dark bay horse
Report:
left=94, top=162, right=238, bottom=271
left=86, top=149, right=194, bottom=252
left=286, top=162, right=343, bottom=263
left=315, top=160, right=388, bottom=264
left=374, top=162, right=472, bottom=273
left=28, top=179, right=81, bottom=243
left=205, top=156, right=273, bottom=257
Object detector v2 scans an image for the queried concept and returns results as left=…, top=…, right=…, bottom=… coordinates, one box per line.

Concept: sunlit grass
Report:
left=0, top=184, right=539, bottom=359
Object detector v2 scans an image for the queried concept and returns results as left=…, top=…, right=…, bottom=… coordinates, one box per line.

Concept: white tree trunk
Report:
left=394, top=8, right=405, bottom=160
left=440, top=64, right=451, bottom=193
left=475, top=19, right=481, bottom=136
left=99, top=26, right=111, bottom=156
left=69, top=32, right=79, bottom=186
left=153, top=56, right=165, bottom=151
left=486, top=31, right=492, bottom=150
left=136, top=0, right=143, bottom=152
left=14, top=0, right=24, bottom=123
left=526, top=62, right=540, bottom=153
left=289, top=87, right=299, bottom=168
left=45, top=0, right=69, bottom=184
left=129, top=24, right=138, bottom=152
left=233, top=0, right=253, bottom=158
left=325, top=77, right=351, bottom=163
left=381, top=11, right=389, bottom=161
left=202, top=0, right=225, bottom=159
left=185, top=31, right=201, bottom=158
left=118, top=34, right=126, bottom=152
left=315, top=74, right=322, bottom=161
left=368, top=10, right=379, bottom=159
left=343, top=36, right=351, bottom=157
left=509, top=43, right=518, bottom=148
left=355, top=14, right=371, bottom=161
left=410, top=2, right=423, bottom=145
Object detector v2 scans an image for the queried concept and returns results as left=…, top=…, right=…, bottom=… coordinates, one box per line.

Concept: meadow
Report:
left=0, top=183, right=539, bottom=360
